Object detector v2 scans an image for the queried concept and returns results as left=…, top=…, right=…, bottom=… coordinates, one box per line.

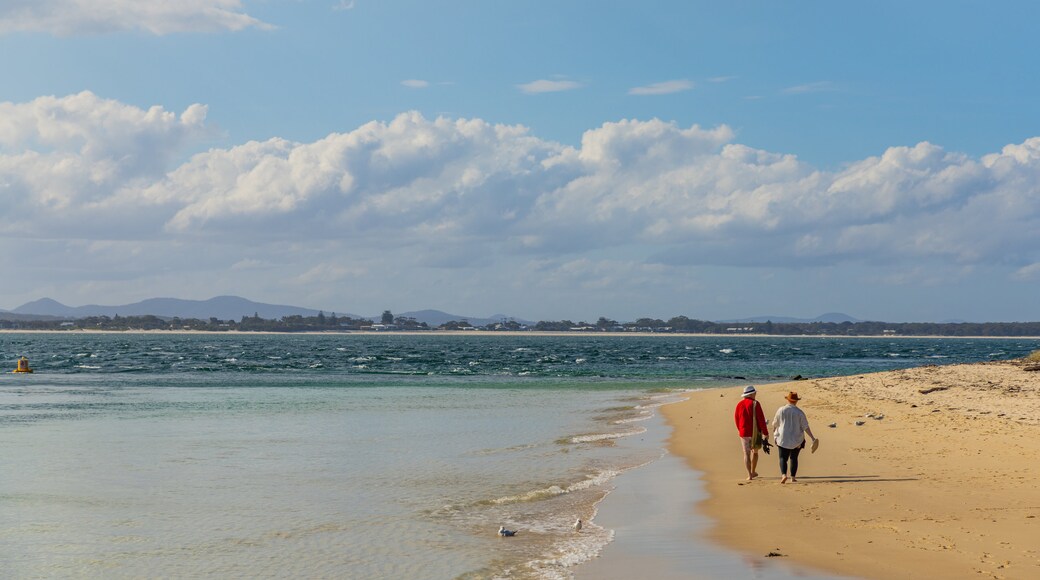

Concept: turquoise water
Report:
left=1, top=334, right=1037, bottom=578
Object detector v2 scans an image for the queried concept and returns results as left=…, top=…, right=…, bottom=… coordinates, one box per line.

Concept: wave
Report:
left=568, top=426, right=646, bottom=444
left=485, top=468, right=623, bottom=507
left=613, top=412, right=653, bottom=424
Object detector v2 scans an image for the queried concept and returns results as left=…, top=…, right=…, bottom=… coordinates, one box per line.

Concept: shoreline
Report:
left=661, top=359, right=1040, bottom=579
left=576, top=396, right=841, bottom=580
left=2, top=329, right=1040, bottom=339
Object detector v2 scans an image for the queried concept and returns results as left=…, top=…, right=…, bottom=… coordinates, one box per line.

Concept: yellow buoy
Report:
left=13, top=356, right=33, bottom=373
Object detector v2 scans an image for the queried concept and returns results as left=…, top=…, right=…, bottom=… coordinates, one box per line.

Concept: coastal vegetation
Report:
left=4, top=312, right=1040, bottom=336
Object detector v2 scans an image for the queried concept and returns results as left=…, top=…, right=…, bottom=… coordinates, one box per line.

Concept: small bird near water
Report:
left=573, top=518, right=582, bottom=532
left=498, top=526, right=517, bottom=537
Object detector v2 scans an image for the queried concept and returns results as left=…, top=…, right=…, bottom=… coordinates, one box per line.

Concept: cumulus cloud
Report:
left=0, top=91, right=212, bottom=235
left=0, top=0, right=272, bottom=36
left=628, top=80, right=694, bottom=96
left=517, top=79, right=582, bottom=94
left=3, top=92, right=1040, bottom=282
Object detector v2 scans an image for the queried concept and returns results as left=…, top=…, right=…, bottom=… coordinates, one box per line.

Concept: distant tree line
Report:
left=3, top=313, right=1040, bottom=336
left=0, top=312, right=377, bottom=332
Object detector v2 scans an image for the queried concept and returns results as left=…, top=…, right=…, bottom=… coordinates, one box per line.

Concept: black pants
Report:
left=778, top=445, right=802, bottom=477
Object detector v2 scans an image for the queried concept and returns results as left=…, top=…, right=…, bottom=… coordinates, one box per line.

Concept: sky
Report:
left=1, top=0, right=1039, bottom=323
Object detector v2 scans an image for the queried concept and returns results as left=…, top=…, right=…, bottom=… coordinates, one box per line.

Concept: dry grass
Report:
left=1026, top=349, right=1040, bottom=363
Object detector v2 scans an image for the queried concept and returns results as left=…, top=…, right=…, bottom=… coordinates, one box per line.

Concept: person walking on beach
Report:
left=734, top=385, right=769, bottom=481
left=772, top=391, right=818, bottom=483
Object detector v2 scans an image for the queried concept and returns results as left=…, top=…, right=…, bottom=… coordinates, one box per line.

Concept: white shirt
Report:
left=772, top=403, right=810, bottom=449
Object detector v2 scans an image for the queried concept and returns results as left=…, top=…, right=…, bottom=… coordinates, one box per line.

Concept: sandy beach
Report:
left=662, top=358, right=1040, bottom=579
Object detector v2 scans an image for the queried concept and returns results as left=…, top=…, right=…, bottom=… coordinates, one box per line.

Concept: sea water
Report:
left=1, top=334, right=1037, bottom=578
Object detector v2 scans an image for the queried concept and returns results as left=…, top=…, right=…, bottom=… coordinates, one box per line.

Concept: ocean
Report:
left=2, top=333, right=1037, bottom=578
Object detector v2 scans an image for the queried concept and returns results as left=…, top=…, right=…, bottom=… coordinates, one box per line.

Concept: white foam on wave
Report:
left=719, top=348, right=734, bottom=354
left=527, top=525, right=615, bottom=580
left=570, top=426, right=647, bottom=444
left=488, top=468, right=623, bottom=506
left=524, top=452, right=662, bottom=579
left=613, top=412, right=653, bottom=424
left=75, top=364, right=101, bottom=369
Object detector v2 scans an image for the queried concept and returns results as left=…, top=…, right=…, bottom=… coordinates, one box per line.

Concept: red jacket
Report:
left=734, top=397, right=768, bottom=437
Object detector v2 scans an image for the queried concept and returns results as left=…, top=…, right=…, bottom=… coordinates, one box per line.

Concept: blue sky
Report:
left=2, top=1, right=1039, bottom=322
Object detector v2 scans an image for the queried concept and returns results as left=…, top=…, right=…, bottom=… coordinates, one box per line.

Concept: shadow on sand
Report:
left=795, top=474, right=919, bottom=484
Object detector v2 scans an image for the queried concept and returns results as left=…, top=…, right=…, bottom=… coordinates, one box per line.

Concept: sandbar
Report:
left=663, top=358, right=1040, bottom=579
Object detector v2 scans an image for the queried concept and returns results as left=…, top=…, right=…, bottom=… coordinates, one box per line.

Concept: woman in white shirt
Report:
left=772, top=391, right=818, bottom=483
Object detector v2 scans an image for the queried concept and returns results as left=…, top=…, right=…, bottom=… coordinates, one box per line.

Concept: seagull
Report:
left=855, top=420, right=866, bottom=426
left=573, top=518, right=583, bottom=532
left=875, top=414, right=885, bottom=420
left=498, top=526, right=517, bottom=537
left=828, top=423, right=837, bottom=428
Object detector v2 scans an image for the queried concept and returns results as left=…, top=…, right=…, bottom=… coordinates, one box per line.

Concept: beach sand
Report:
left=662, top=358, right=1040, bottom=579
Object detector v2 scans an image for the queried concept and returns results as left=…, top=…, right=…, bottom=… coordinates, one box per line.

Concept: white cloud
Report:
left=333, top=0, right=356, bottom=11
left=517, top=79, right=582, bottom=94
left=0, top=91, right=212, bottom=236
left=783, top=81, right=836, bottom=95
left=4, top=92, right=1040, bottom=296
left=231, top=258, right=266, bottom=271
left=1014, top=262, right=1040, bottom=280
left=628, top=80, right=694, bottom=96
left=0, top=0, right=272, bottom=36
left=401, top=79, right=430, bottom=88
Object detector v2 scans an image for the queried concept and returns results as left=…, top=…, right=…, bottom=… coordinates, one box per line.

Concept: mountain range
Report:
left=4, top=296, right=857, bottom=326
left=3, top=297, right=534, bottom=327
left=9, top=296, right=340, bottom=322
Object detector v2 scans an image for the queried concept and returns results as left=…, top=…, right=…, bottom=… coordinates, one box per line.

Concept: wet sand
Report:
left=662, top=359, right=1040, bottom=579
left=576, top=403, right=843, bottom=580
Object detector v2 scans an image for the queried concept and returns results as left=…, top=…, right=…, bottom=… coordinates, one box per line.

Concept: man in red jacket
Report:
left=734, top=385, right=770, bottom=481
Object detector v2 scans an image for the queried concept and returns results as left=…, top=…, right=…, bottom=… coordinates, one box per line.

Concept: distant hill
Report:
left=717, top=312, right=862, bottom=324
left=11, top=296, right=361, bottom=321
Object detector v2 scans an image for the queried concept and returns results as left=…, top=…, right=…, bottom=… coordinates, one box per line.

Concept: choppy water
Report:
left=1, top=333, right=1037, bottom=578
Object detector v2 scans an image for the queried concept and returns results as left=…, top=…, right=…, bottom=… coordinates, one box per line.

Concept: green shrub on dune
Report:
left=1025, top=349, right=1040, bottom=363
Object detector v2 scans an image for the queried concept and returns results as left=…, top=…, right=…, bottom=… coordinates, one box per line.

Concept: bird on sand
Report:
left=498, top=526, right=517, bottom=537
left=573, top=518, right=583, bottom=532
